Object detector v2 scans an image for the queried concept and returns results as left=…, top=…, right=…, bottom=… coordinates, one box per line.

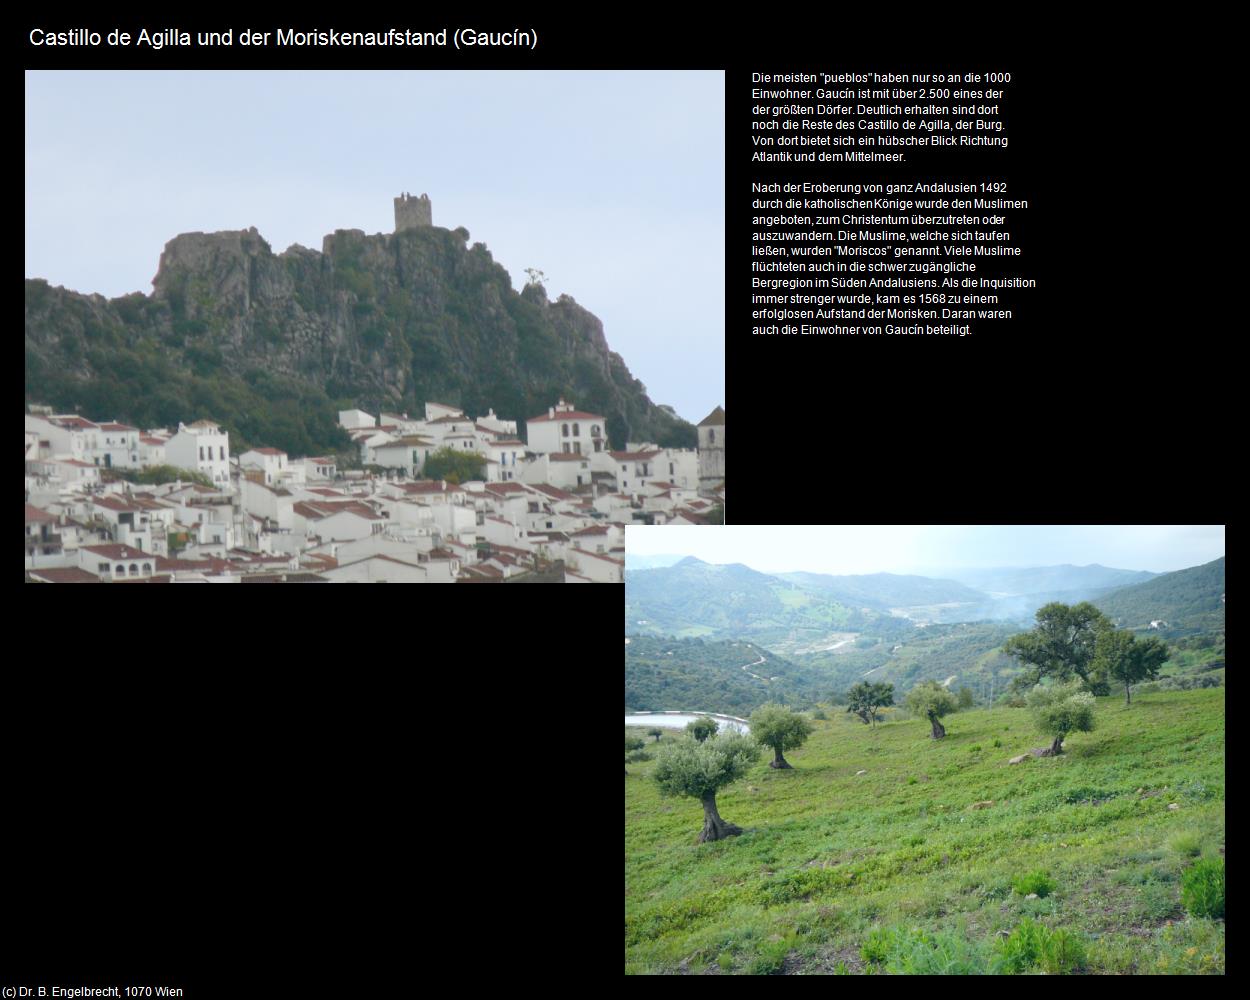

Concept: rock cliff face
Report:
left=25, top=222, right=697, bottom=453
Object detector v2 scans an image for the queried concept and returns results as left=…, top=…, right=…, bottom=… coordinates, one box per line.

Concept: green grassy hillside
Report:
left=626, top=688, right=1224, bottom=974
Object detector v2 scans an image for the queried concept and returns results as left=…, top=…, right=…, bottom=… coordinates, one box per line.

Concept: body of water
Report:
left=624, top=712, right=750, bottom=734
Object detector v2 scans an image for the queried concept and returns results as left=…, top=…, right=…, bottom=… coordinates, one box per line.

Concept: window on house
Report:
left=129, top=564, right=139, bottom=576
left=670, top=463, right=674, bottom=475
left=220, top=446, right=225, bottom=460
left=562, top=443, right=570, bottom=453
left=709, top=429, right=715, bottom=443
left=562, top=424, right=569, bottom=437
left=591, top=425, right=601, bottom=437
left=573, top=442, right=581, bottom=455
left=573, top=423, right=580, bottom=436
left=114, top=565, right=124, bottom=576
left=199, top=447, right=204, bottom=460
left=99, top=563, right=110, bottom=574
left=143, top=563, right=152, bottom=574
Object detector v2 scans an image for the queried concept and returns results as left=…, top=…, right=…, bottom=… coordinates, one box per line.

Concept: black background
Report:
left=20, top=14, right=1227, bottom=990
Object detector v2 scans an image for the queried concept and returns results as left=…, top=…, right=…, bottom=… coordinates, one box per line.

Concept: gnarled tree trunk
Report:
left=854, top=709, right=871, bottom=726
left=1050, top=734, right=1064, bottom=755
left=698, top=794, right=743, bottom=843
left=928, top=712, right=946, bottom=739
left=769, top=746, right=792, bottom=769
left=1125, top=681, right=1132, bottom=706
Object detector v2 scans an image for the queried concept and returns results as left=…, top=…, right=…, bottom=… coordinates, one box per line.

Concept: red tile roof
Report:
left=51, top=416, right=99, bottom=430
left=570, top=525, right=610, bottom=536
left=609, top=450, right=661, bottom=461
left=293, top=500, right=383, bottom=521
left=529, top=484, right=579, bottom=501
left=98, top=422, right=138, bottom=431
left=140, top=436, right=166, bottom=446
left=92, top=495, right=144, bottom=512
left=248, top=447, right=286, bottom=456
left=28, top=567, right=100, bottom=583
left=548, top=453, right=590, bottom=462
left=82, top=544, right=150, bottom=560
left=25, top=504, right=58, bottom=523
left=484, top=482, right=529, bottom=495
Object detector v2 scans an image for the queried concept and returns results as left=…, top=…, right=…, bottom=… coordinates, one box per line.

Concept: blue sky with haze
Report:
left=25, top=70, right=724, bottom=424
left=625, top=525, right=1225, bottom=576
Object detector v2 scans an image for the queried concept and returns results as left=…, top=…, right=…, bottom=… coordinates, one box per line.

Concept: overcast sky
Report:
left=625, top=525, right=1225, bottom=576
left=25, top=70, right=724, bottom=424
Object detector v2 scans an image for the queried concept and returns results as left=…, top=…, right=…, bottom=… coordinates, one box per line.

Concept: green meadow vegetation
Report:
left=625, top=687, right=1225, bottom=974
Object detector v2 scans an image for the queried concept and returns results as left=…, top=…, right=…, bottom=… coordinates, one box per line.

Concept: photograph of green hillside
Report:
left=625, top=525, right=1225, bottom=975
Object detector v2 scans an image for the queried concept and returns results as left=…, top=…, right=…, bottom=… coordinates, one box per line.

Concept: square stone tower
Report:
left=394, top=191, right=432, bottom=231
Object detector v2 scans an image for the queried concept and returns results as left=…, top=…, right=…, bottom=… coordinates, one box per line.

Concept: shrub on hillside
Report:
left=1168, top=831, right=1203, bottom=857
left=1012, top=870, right=1056, bottom=897
left=994, top=917, right=1087, bottom=973
left=861, top=925, right=992, bottom=974
left=1181, top=858, right=1225, bottom=919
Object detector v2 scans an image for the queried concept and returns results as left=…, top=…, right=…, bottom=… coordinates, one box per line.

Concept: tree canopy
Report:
left=748, top=703, right=814, bottom=769
left=1027, top=681, right=1096, bottom=755
left=1002, top=602, right=1112, bottom=691
left=652, top=731, right=762, bottom=842
left=422, top=445, right=486, bottom=485
left=845, top=681, right=895, bottom=728
left=1093, top=630, right=1170, bottom=705
left=906, top=681, right=959, bottom=739
left=686, top=716, right=718, bottom=742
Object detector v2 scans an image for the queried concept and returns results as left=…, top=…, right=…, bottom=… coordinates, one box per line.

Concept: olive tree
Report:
left=686, top=716, right=718, bottom=743
left=653, top=732, right=762, bottom=843
left=845, top=681, right=894, bottom=728
left=1027, top=681, right=1096, bottom=756
left=905, top=681, right=959, bottom=739
left=1093, top=629, right=1170, bottom=705
left=748, top=702, right=814, bottom=769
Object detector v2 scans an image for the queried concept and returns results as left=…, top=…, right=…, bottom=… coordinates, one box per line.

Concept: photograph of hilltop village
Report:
left=25, top=71, right=724, bottom=583
left=24, top=194, right=725, bottom=584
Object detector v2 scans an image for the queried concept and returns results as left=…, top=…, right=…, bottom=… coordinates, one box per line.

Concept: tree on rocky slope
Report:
left=653, top=732, right=761, bottom=843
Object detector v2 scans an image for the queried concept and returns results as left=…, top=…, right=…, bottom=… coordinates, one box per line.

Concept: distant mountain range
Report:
left=1093, top=557, right=1225, bottom=633
left=625, top=557, right=1225, bottom=702
left=775, top=571, right=986, bottom=611
left=624, top=556, right=869, bottom=644
left=624, top=553, right=688, bottom=572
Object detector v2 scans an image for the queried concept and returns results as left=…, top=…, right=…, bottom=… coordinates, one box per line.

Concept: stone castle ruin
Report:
left=394, top=191, right=432, bottom=231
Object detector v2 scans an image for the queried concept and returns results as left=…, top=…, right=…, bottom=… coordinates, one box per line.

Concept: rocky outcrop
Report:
left=26, top=222, right=696, bottom=451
